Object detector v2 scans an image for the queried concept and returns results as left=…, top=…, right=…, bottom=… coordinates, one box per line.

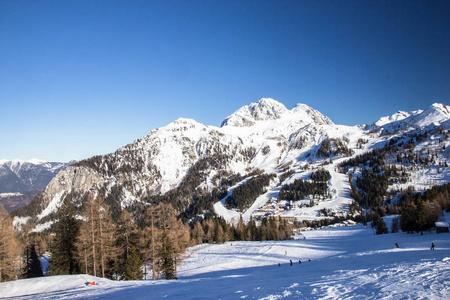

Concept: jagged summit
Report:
left=221, top=98, right=332, bottom=127
left=221, top=98, right=288, bottom=127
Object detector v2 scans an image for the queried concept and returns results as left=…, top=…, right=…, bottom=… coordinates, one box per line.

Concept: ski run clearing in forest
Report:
left=2, top=214, right=450, bottom=299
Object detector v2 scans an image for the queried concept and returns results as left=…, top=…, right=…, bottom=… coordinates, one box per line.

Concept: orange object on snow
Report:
left=88, top=281, right=96, bottom=286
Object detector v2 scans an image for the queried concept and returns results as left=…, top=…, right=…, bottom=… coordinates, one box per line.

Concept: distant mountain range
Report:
left=8, top=98, right=450, bottom=230
left=0, top=159, right=72, bottom=211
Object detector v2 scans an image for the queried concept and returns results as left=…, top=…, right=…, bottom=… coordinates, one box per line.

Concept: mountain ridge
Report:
left=10, top=98, right=450, bottom=230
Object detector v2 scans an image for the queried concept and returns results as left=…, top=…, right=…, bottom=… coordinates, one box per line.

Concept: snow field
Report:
left=2, top=221, right=449, bottom=300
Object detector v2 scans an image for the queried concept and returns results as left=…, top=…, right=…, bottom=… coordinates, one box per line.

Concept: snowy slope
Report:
left=374, top=103, right=450, bottom=133
left=2, top=218, right=450, bottom=299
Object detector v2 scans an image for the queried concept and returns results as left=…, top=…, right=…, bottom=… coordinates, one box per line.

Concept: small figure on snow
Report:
left=431, top=241, right=435, bottom=250
left=395, top=242, right=399, bottom=248
left=278, top=263, right=280, bottom=267
left=290, top=260, right=292, bottom=266
left=299, top=259, right=301, bottom=264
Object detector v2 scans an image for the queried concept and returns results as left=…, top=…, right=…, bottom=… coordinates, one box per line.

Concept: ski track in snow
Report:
left=2, top=219, right=450, bottom=300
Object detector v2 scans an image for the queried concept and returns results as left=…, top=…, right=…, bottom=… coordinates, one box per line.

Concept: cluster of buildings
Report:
left=251, top=198, right=311, bottom=221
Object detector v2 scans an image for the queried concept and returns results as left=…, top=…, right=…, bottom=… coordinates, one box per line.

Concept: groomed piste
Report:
left=1, top=214, right=449, bottom=299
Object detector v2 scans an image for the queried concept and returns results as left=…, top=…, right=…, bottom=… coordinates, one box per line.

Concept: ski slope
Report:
left=2, top=217, right=450, bottom=299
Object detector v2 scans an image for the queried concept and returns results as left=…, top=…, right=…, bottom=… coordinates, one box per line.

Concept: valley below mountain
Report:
left=0, top=159, right=72, bottom=212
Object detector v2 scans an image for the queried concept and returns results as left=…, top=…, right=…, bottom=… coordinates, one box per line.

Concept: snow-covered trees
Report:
left=0, top=204, right=21, bottom=282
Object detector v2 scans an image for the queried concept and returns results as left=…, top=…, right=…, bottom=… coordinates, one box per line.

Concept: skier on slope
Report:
left=431, top=241, right=435, bottom=250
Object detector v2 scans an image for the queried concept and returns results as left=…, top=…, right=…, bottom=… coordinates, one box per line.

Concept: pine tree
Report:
left=0, top=203, right=21, bottom=282
left=155, top=203, right=190, bottom=280
left=415, top=200, right=426, bottom=234
left=49, top=198, right=80, bottom=275
left=115, top=209, right=140, bottom=279
left=159, top=229, right=175, bottom=279
left=24, top=244, right=43, bottom=278
left=400, top=200, right=416, bottom=233
left=391, top=216, right=400, bottom=233
left=124, top=247, right=143, bottom=280
left=371, top=213, right=388, bottom=235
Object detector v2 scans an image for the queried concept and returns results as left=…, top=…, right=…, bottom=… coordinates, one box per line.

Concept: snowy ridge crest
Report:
left=374, top=102, right=450, bottom=132
left=221, top=98, right=332, bottom=127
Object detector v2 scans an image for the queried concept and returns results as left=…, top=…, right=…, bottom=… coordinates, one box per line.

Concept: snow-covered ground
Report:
left=2, top=218, right=450, bottom=299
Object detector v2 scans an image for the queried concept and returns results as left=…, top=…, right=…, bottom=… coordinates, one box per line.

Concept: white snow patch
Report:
left=37, top=191, right=65, bottom=220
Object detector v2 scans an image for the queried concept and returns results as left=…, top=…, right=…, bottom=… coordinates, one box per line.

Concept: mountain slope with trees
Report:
left=9, top=99, right=450, bottom=236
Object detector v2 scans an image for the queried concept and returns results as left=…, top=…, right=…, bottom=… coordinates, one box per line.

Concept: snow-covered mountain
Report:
left=220, top=98, right=332, bottom=127
left=0, top=159, right=72, bottom=211
left=373, top=103, right=450, bottom=133
left=12, top=98, right=450, bottom=230
left=0, top=159, right=71, bottom=193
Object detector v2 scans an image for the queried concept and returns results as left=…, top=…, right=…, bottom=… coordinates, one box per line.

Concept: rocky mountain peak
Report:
left=221, top=98, right=288, bottom=127
left=291, top=103, right=334, bottom=125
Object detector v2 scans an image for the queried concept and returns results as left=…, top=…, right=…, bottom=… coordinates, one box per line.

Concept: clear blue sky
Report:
left=1, top=0, right=449, bottom=162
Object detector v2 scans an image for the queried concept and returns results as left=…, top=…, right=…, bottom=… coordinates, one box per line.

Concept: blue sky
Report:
left=1, top=0, right=449, bottom=162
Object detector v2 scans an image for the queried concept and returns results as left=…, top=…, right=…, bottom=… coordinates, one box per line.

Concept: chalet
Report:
left=435, top=222, right=449, bottom=234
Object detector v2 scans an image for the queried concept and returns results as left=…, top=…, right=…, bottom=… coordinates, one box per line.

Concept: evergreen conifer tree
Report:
left=124, top=247, right=143, bottom=280
left=371, top=213, right=388, bottom=235
left=400, top=200, right=416, bottom=233
left=24, top=244, right=43, bottom=278
left=415, top=200, right=426, bottom=234
left=159, top=229, right=175, bottom=279
left=115, top=209, right=140, bottom=279
left=49, top=197, right=80, bottom=275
